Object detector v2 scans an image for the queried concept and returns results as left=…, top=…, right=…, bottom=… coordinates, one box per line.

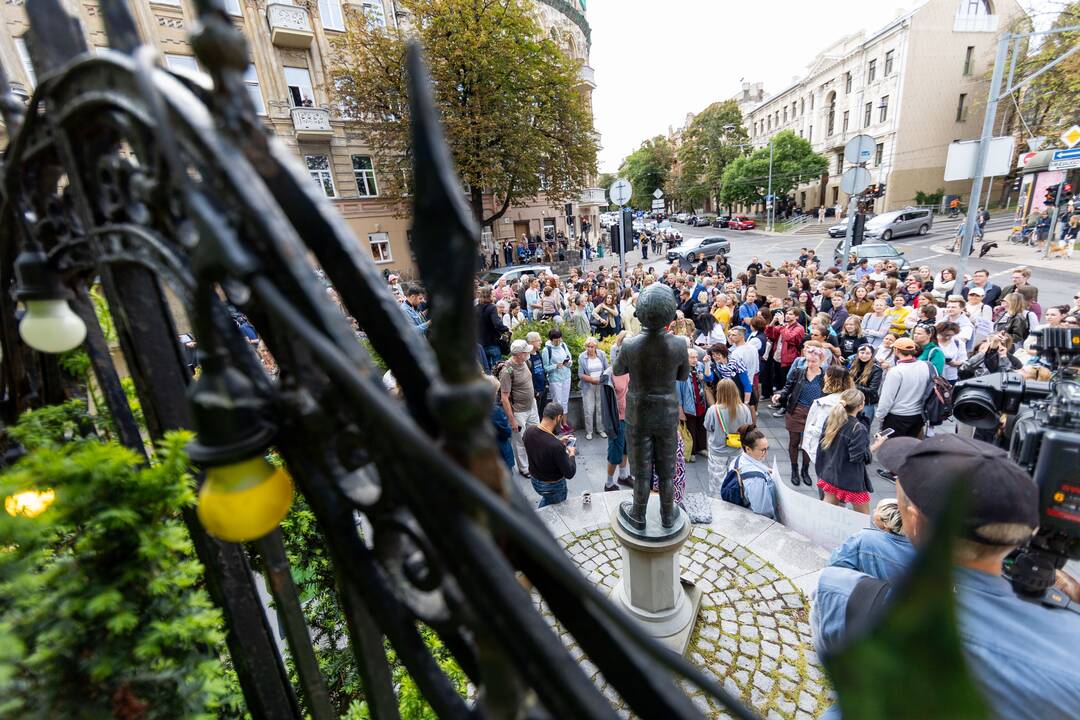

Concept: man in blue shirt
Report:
left=400, top=285, right=430, bottom=334
left=853, top=258, right=873, bottom=281
left=813, top=435, right=1080, bottom=719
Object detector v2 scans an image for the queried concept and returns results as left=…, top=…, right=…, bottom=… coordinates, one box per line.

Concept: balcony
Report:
left=578, top=65, right=596, bottom=89
left=590, top=130, right=602, bottom=151
left=954, top=12, right=998, bottom=33
left=290, top=107, right=332, bottom=141
left=579, top=187, right=606, bottom=207
left=268, top=4, right=313, bottom=48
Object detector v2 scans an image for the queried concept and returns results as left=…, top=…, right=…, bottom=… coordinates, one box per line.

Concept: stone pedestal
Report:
left=609, top=501, right=702, bottom=655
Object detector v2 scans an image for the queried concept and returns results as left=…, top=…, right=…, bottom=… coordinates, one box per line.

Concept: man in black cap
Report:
left=813, top=435, right=1080, bottom=719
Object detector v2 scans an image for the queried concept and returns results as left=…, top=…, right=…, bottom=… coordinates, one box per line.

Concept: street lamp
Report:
left=14, top=240, right=86, bottom=354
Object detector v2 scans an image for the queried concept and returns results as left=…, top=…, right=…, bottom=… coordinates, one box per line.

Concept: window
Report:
left=884, top=50, right=894, bottom=76
left=864, top=101, right=873, bottom=127
left=963, top=46, right=975, bottom=75
left=808, top=124, right=813, bottom=141
left=836, top=153, right=843, bottom=174
left=224, top=0, right=242, bottom=15
left=306, top=155, right=336, bottom=197
left=14, top=37, right=34, bottom=87
left=352, top=155, right=378, bottom=196
left=368, top=232, right=392, bottom=263
left=956, top=93, right=968, bottom=122
left=809, top=94, right=814, bottom=110
left=782, top=107, right=787, bottom=123
left=842, top=110, right=849, bottom=133
left=284, top=66, right=315, bottom=107
left=767, top=116, right=771, bottom=131
left=363, top=1, right=386, bottom=27
left=244, top=65, right=265, bottom=115
left=875, top=143, right=884, bottom=166
left=867, top=59, right=877, bottom=83
left=319, top=0, right=345, bottom=31
left=879, top=95, right=889, bottom=122
left=164, top=54, right=205, bottom=81
left=800, top=98, right=805, bottom=115
left=844, top=72, right=852, bottom=93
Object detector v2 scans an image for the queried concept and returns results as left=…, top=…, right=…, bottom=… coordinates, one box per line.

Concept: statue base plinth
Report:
left=609, top=502, right=701, bottom=656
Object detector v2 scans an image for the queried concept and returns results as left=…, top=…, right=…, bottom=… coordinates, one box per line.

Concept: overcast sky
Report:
left=585, top=0, right=1059, bottom=174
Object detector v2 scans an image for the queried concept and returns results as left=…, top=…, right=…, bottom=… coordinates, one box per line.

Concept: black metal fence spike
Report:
left=25, top=0, right=88, bottom=78
left=99, top=0, right=142, bottom=56
left=405, top=43, right=480, bottom=380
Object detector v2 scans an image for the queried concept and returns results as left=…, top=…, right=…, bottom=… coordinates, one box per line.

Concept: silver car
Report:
left=667, top=236, right=730, bottom=263
left=864, top=208, right=934, bottom=241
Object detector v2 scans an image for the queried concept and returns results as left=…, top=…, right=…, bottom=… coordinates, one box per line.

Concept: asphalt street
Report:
left=599, top=215, right=1077, bottom=307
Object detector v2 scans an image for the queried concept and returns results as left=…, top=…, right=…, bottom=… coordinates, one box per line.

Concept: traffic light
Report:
left=864, top=184, right=877, bottom=198
left=1010, top=176, right=1023, bottom=192
left=1045, top=184, right=1060, bottom=206
left=852, top=213, right=866, bottom=246
left=610, top=224, right=621, bottom=254
left=876, top=183, right=887, bottom=199
left=1064, top=183, right=1074, bottom=203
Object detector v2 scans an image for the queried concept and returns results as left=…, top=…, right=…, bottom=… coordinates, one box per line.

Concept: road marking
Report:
left=814, top=238, right=827, bottom=252
left=908, top=253, right=945, bottom=263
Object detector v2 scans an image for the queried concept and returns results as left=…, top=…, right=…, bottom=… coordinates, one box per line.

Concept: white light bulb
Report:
left=19, top=299, right=87, bottom=353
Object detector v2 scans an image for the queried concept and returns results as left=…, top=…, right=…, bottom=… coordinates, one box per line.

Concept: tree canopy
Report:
left=329, top=0, right=598, bottom=227
left=1009, top=2, right=1080, bottom=142
left=719, top=131, right=828, bottom=209
left=617, top=135, right=674, bottom=209
left=672, top=101, right=748, bottom=211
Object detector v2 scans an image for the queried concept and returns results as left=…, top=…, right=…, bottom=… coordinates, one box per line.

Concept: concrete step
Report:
left=792, top=223, right=831, bottom=235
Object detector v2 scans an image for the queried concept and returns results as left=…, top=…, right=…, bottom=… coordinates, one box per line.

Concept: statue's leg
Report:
left=654, top=428, right=678, bottom=528
left=618, top=428, right=650, bottom=529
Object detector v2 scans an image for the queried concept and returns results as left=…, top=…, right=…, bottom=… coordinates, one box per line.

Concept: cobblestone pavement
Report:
left=539, top=525, right=831, bottom=719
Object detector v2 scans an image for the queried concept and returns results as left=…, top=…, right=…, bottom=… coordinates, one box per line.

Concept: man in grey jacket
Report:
left=873, top=337, right=929, bottom=440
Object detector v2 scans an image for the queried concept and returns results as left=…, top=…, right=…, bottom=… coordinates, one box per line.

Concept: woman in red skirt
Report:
left=813, top=388, right=889, bottom=513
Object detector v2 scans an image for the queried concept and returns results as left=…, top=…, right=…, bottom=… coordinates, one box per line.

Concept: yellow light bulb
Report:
left=197, top=458, right=293, bottom=543
left=4, top=489, right=56, bottom=518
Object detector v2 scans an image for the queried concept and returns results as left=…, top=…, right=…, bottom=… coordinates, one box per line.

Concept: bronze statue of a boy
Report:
left=612, top=282, right=690, bottom=530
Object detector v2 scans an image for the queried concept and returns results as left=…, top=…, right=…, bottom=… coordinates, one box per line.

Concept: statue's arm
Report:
left=674, top=346, right=690, bottom=382
left=612, top=346, right=629, bottom=376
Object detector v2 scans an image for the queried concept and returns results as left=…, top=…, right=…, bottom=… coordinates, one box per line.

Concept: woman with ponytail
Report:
left=814, top=389, right=889, bottom=513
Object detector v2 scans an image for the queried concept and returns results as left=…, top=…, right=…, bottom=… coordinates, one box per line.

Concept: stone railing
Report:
left=290, top=106, right=332, bottom=140
left=579, top=187, right=606, bottom=206
left=267, top=3, right=313, bottom=47
left=578, top=64, right=596, bottom=88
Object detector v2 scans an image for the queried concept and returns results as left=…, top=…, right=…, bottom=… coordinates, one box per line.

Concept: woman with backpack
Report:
left=815, top=389, right=889, bottom=514
left=720, top=424, right=777, bottom=520
left=703, top=379, right=752, bottom=496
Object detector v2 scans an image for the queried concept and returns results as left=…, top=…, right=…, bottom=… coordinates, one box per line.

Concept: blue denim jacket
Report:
left=827, top=528, right=914, bottom=581
left=676, top=362, right=706, bottom=414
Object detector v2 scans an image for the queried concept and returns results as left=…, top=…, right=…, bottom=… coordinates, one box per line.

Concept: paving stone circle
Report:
left=537, top=525, right=831, bottom=719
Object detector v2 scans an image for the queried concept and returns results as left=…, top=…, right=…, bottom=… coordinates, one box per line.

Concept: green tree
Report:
left=330, top=0, right=598, bottom=228
left=1008, top=3, right=1080, bottom=141
left=674, top=101, right=748, bottom=210
left=618, top=135, right=674, bottom=209
left=0, top=403, right=242, bottom=719
left=719, top=131, right=828, bottom=209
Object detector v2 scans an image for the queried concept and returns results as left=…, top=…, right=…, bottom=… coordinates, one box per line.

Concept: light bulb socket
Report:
left=14, top=246, right=71, bottom=302
left=186, top=353, right=275, bottom=467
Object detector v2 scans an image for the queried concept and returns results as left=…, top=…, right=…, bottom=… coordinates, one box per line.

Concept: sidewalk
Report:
left=930, top=227, right=1079, bottom=272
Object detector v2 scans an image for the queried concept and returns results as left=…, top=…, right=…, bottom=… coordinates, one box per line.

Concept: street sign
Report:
left=844, top=134, right=876, bottom=165
left=609, top=178, right=632, bottom=206
left=651, top=199, right=665, bottom=210
left=1061, top=125, right=1080, bottom=149
left=653, top=188, right=664, bottom=199
left=1049, top=148, right=1080, bottom=171
left=839, top=166, right=871, bottom=195
left=944, top=137, right=1015, bottom=180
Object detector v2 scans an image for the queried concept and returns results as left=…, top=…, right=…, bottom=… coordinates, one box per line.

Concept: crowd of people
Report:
left=387, top=247, right=1080, bottom=518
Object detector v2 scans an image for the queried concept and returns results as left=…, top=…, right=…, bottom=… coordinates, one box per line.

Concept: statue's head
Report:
left=636, top=283, right=677, bottom=331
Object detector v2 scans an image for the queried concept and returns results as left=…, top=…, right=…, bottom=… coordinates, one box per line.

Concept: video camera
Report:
left=953, top=327, right=1080, bottom=600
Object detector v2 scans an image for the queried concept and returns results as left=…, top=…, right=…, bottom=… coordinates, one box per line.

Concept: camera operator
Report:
left=813, top=435, right=1080, bottom=719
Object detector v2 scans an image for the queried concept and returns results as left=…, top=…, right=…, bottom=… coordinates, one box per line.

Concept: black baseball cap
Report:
left=878, top=435, right=1038, bottom=542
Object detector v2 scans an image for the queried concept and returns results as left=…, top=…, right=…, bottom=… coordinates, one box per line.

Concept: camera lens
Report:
left=953, top=387, right=1000, bottom=429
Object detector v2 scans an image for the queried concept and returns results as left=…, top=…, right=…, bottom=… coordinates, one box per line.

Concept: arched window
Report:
left=825, top=91, right=836, bottom=136
left=959, top=0, right=992, bottom=15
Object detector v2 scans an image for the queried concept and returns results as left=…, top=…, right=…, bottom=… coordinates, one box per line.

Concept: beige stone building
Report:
left=0, top=0, right=603, bottom=275
left=744, top=0, right=1026, bottom=214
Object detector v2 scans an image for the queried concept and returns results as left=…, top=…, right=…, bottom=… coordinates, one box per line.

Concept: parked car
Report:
left=479, top=264, right=554, bottom=286
left=674, top=212, right=690, bottom=223
left=833, top=243, right=910, bottom=279
left=864, top=208, right=933, bottom=241
left=691, top=214, right=716, bottom=227
left=828, top=221, right=849, bottom=238
left=728, top=216, right=756, bottom=230
left=667, top=236, right=731, bottom=263
left=713, top=214, right=731, bottom=228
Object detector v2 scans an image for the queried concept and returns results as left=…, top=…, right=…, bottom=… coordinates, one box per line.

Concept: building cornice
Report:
left=538, top=0, right=591, bottom=46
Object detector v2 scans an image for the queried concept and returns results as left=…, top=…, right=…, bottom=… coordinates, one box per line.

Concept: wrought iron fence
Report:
left=0, top=1, right=985, bottom=719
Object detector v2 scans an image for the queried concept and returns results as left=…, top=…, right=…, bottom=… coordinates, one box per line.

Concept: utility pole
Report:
left=765, top=139, right=775, bottom=232
left=955, top=33, right=1009, bottom=281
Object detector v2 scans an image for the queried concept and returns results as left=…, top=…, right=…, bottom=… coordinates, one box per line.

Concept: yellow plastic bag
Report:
left=678, top=421, right=693, bottom=449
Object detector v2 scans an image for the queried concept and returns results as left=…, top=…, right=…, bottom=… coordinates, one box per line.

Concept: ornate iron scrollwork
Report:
left=0, top=1, right=759, bottom=718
